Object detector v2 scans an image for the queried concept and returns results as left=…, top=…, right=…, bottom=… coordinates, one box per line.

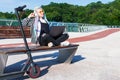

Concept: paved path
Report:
left=0, top=28, right=120, bottom=48
left=0, top=28, right=120, bottom=80
left=68, top=28, right=120, bottom=43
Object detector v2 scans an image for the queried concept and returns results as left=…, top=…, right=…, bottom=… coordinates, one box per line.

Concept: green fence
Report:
left=0, top=19, right=108, bottom=32
left=0, top=19, right=19, bottom=26
left=49, top=22, right=108, bottom=32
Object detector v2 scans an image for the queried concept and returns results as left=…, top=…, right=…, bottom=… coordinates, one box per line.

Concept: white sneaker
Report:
left=60, top=41, right=70, bottom=46
left=48, top=42, right=53, bottom=47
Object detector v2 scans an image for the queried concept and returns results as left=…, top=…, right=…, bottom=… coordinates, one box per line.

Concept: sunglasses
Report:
left=39, top=10, right=44, bottom=13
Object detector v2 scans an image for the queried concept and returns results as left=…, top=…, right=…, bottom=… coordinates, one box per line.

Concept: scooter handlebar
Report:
left=15, top=5, right=26, bottom=11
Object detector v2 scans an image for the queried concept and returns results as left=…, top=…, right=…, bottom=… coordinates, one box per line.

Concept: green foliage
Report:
left=0, top=0, right=120, bottom=25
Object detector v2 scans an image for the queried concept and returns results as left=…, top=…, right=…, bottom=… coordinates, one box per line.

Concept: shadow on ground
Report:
left=3, top=52, right=85, bottom=80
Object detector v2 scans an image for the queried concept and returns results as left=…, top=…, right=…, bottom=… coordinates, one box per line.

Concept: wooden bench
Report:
left=0, top=26, right=30, bottom=38
left=0, top=44, right=79, bottom=74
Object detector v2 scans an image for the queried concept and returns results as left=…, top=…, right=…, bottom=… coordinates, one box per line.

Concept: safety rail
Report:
left=0, top=19, right=108, bottom=32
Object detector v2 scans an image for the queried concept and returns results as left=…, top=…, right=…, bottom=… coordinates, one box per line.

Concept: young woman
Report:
left=22, top=7, right=69, bottom=47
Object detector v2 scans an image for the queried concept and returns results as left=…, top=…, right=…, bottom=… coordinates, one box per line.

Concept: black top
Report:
left=40, top=21, right=49, bottom=36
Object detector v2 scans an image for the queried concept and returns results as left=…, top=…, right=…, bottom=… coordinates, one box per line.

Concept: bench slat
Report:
left=0, top=44, right=79, bottom=54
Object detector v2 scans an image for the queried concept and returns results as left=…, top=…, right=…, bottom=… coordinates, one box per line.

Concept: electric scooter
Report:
left=0, top=5, right=41, bottom=79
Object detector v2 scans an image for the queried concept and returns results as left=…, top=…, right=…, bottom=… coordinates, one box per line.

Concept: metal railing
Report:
left=0, top=19, right=19, bottom=26
left=49, top=22, right=108, bottom=32
left=0, top=19, right=108, bottom=32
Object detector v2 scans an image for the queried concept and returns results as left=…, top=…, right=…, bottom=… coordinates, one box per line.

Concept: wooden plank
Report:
left=0, top=26, right=30, bottom=38
left=0, top=44, right=79, bottom=54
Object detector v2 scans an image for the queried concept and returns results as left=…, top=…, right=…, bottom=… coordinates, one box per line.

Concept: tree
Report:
left=0, top=1, right=120, bottom=25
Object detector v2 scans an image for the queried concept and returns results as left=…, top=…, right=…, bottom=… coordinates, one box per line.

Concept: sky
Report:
left=0, top=0, right=114, bottom=12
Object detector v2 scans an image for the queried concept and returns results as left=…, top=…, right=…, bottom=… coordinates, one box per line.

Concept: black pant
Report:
left=38, top=33, right=69, bottom=46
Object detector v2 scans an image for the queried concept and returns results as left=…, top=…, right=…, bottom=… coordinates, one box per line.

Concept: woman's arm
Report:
left=22, top=13, right=35, bottom=27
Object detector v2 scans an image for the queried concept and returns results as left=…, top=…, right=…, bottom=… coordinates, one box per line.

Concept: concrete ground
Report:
left=0, top=28, right=120, bottom=80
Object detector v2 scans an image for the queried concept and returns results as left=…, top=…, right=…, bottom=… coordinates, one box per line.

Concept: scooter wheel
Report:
left=27, top=65, right=41, bottom=78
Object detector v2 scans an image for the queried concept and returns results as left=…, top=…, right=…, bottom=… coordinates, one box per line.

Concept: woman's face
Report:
left=36, top=8, right=44, bottom=18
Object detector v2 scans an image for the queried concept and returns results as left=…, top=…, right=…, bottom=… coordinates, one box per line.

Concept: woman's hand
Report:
left=28, top=13, right=35, bottom=18
left=42, top=33, right=46, bottom=37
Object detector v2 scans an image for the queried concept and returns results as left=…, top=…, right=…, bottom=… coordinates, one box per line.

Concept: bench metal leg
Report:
left=57, top=47, right=78, bottom=64
left=0, top=54, right=8, bottom=74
